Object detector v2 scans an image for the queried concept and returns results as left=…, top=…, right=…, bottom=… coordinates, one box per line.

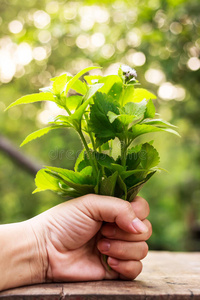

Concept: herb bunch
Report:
left=6, top=65, right=179, bottom=201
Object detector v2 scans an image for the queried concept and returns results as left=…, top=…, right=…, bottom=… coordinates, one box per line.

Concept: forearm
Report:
left=0, top=219, right=47, bottom=291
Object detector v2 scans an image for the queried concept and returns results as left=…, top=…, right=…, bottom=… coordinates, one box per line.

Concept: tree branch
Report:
left=0, top=135, right=41, bottom=176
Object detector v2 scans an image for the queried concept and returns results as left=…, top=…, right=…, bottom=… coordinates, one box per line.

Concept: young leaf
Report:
left=132, top=88, right=156, bottom=102
left=45, top=169, right=95, bottom=194
left=144, top=99, right=155, bottom=119
left=94, top=152, right=115, bottom=168
left=71, top=79, right=88, bottom=95
left=64, top=66, right=101, bottom=97
left=66, top=95, right=83, bottom=110
left=141, top=119, right=177, bottom=128
left=45, top=166, right=92, bottom=185
left=69, top=98, right=91, bottom=128
left=98, top=75, right=122, bottom=94
left=140, top=143, right=160, bottom=169
left=84, top=75, right=102, bottom=84
left=127, top=171, right=156, bottom=201
left=108, top=82, right=123, bottom=101
left=121, top=85, right=135, bottom=105
left=84, top=83, right=104, bottom=101
left=52, top=74, right=69, bottom=95
left=124, top=100, right=147, bottom=118
left=74, top=149, right=85, bottom=172
left=130, top=124, right=179, bottom=140
left=121, top=169, right=148, bottom=180
left=20, top=125, right=63, bottom=147
left=33, top=169, right=61, bottom=194
left=107, top=111, right=140, bottom=126
left=116, top=175, right=127, bottom=200
left=99, top=171, right=118, bottom=196
left=89, top=92, right=122, bottom=142
left=5, top=92, right=55, bottom=111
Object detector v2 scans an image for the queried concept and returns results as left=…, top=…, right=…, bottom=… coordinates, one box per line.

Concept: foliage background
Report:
left=0, top=0, right=199, bottom=251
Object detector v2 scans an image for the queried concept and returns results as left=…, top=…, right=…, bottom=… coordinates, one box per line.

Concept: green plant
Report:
left=6, top=65, right=179, bottom=201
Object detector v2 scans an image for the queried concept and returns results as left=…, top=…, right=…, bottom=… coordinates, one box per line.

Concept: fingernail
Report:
left=108, top=257, right=119, bottom=266
left=99, top=240, right=110, bottom=252
left=132, top=218, right=148, bottom=233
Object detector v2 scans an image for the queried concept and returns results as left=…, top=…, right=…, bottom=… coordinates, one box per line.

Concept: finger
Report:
left=79, top=194, right=148, bottom=234
left=97, top=239, right=148, bottom=261
left=101, top=219, right=152, bottom=242
left=131, top=196, right=150, bottom=220
left=107, top=258, right=143, bottom=280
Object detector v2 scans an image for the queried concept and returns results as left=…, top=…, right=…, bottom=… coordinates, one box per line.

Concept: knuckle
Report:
left=141, top=242, right=149, bottom=259
left=144, top=220, right=152, bottom=240
left=116, top=243, right=126, bottom=257
left=123, top=261, right=143, bottom=280
left=133, top=261, right=143, bottom=279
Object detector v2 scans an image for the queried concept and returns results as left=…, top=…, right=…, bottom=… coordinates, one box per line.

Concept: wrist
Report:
left=0, top=218, right=48, bottom=291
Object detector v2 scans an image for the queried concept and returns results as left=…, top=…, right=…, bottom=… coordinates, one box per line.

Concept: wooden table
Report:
left=0, top=251, right=200, bottom=299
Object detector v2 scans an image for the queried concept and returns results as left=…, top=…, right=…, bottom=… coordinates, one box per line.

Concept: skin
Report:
left=0, top=194, right=152, bottom=291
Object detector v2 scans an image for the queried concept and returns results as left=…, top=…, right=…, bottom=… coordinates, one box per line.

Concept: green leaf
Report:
left=70, top=98, right=91, bottom=128
left=99, top=171, right=118, bottom=196
left=33, top=169, right=61, bottom=194
left=20, top=126, right=63, bottom=147
left=89, top=92, right=122, bottom=142
left=121, top=85, right=135, bottom=105
left=95, top=152, right=115, bottom=168
left=52, top=74, right=69, bottom=95
left=84, top=83, right=104, bottom=101
left=121, top=169, right=148, bottom=180
left=80, top=166, right=93, bottom=176
left=45, top=169, right=95, bottom=194
left=71, top=79, right=88, bottom=95
left=140, top=143, right=160, bottom=169
left=45, top=166, right=92, bottom=184
left=84, top=75, right=102, bottom=84
left=64, top=66, right=101, bottom=97
left=108, top=82, right=123, bottom=101
left=132, top=88, right=156, bottom=103
left=144, top=99, right=155, bottom=119
left=126, top=146, right=141, bottom=170
left=107, top=111, right=140, bottom=126
left=141, top=119, right=177, bottom=128
left=98, top=75, right=122, bottom=94
left=66, top=95, right=83, bottom=110
left=116, top=175, right=127, bottom=200
left=74, top=149, right=85, bottom=172
left=127, top=171, right=156, bottom=201
left=130, top=124, right=180, bottom=140
left=5, top=92, right=55, bottom=111
left=124, top=100, right=147, bottom=118
left=110, top=163, right=126, bottom=174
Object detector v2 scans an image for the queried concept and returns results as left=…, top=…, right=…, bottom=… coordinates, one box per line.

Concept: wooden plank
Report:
left=0, top=251, right=200, bottom=299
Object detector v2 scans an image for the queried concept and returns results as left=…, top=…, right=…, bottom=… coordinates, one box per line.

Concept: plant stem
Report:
left=78, top=130, right=98, bottom=177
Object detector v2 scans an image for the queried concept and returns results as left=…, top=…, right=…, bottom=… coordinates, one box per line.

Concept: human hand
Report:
left=31, top=194, right=152, bottom=282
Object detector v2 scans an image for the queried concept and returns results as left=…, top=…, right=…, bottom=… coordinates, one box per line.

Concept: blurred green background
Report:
left=0, top=0, right=199, bottom=251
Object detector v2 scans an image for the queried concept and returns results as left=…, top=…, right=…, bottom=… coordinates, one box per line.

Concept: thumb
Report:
left=79, top=194, right=148, bottom=234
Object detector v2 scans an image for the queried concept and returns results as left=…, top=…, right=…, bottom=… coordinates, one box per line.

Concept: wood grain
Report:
left=0, top=251, right=200, bottom=299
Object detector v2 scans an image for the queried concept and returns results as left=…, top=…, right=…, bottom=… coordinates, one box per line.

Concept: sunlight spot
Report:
left=8, top=20, right=23, bottom=34
left=33, top=10, right=51, bottom=29
left=33, top=47, right=47, bottom=61
left=16, top=43, right=32, bottom=65
left=145, top=69, right=166, bottom=85
left=101, top=44, right=115, bottom=59
left=91, top=33, right=105, bottom=48
left=76, top=34, right=90, bottom=49
left=38, top=30, right=51, bottom=43
left=187, top=57, right=200, bottom=71
left=128, top=52, right=146, bottom=66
